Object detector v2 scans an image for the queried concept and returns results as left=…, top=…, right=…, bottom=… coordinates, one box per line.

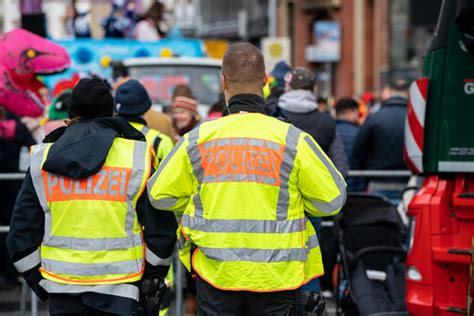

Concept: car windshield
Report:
left=127, top=64, right=221, bottom=106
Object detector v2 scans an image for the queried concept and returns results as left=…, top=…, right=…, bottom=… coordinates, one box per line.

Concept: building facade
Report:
left=281, top=0, right=441, bottom=98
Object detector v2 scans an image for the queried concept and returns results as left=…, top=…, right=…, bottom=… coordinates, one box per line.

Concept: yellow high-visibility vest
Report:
left=129, top=122, right=174, bottom=169
left=30, top=138, right=151, bottom=285
left=148, top=113, right=346, bottom=292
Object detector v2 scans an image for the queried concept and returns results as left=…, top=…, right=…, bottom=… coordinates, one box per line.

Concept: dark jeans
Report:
left=196, top=278, right=300, bottom=316
left=49, top=294, right=120, bottom=316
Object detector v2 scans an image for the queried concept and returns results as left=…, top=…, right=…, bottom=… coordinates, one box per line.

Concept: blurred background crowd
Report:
left=0, top=0, right=446, bottom=313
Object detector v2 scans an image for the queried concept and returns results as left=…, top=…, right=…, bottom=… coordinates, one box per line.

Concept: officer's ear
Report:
left=220, top=73, right=228, bottom=91
left=263, top=73, right=268, bottom=88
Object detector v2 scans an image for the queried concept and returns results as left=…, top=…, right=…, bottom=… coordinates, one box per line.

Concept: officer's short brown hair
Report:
left=222, top=43, right=266, bottom=88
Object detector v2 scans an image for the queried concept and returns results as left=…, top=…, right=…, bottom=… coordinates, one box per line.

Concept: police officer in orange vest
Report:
left=7, top=78, right=178, bottom=315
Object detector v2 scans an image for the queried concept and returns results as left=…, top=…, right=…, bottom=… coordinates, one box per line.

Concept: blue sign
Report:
left=312, top=21, right=341, bottom=62
left=43, top=38, right=206, bottom=91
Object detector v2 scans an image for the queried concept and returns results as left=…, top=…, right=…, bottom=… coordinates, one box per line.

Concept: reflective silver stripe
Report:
left=304, top=136, right=347, bottom=214
left=181, top=214, right=304, bottom=233
left=186, top=128, right=205, bottom=217
left=276, top=125, right=301, bottom=220
left=204, top=175, right=217, bottom=182
left=30, top=145, right=49, bottom=212
left=145, top=247, right=172, bottom=266
left=178, top=232, right=186, bottom=249
left=202, top=173, right=277, bottom=185
left=232, top=138, right=248, bottom=146
left=150, top=197, right=178, bottom=209
left=266, top=141, right=282, bottom=151
left=148, top=137, right=185, bottom=208
left=125, top=141, right=148, bottom=235
left=41, top=258, right=141, bottom=276
left=217, top=138, right=231, bottom=146
left=140, top=125, right=151, bottom=138
left=39, top=279, right=140, bottom=301
left=203, top=138, right=282, bottom=150
left=30, top=144, right=52, bottom=236
left=307, top=234, right=319, bottom=249
left=43, top=234, right=143, bottom=251
left=199, top=246, right=309, bottom=263
left=13, top=249, right=40, bottom=273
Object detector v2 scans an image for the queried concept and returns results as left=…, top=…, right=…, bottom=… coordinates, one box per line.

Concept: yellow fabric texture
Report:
left=33, top=138, right=151, bottom=285
left=130, top=121, right=174, bottom=169
left=148, top=113, right=346, bottom=291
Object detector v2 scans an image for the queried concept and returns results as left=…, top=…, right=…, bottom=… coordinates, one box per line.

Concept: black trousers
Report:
left=196, top=278, right=300, bottom=316
left=49, top=294, right=131, bottom=316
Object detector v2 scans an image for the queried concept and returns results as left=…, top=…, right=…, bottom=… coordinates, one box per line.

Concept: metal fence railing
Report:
left=0, top=173, right=27, bottom=180
left=348, top=170, right=412, bottom=178
left=0, top=170, right=413, bottom=316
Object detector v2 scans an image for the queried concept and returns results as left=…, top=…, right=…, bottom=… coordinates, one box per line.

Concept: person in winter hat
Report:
left=171, top=95, right=200, bottom=137
left=115, top=79, right=174, bottom=169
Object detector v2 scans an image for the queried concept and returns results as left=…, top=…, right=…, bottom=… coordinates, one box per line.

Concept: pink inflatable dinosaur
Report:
left=0, top=29, right=70, bottom=117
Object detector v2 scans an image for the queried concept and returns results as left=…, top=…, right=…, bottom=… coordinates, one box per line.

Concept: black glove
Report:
left=23, top=265, right=49, bottom=301
left=137, top=277, right=166, bottom=316
left=301, top=291, right=325, bottom=316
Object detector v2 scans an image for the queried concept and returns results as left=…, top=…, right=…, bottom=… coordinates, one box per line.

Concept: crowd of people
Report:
left=265, top=61, right=409, bottom=198
left=65, top=0, right=168, bottom=41
left=0, top=41, right=410, bottom=314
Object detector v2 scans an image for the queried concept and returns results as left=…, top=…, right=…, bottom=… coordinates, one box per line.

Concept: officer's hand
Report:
left=32, top=283, right=49, bottom=301
left=140, top=277, right=166, bottom=316
left=22, top=265, right=49, bottom=301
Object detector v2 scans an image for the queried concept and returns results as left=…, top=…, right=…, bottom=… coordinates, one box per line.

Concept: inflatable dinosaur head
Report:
left=0, top=29, right=70, bottom=117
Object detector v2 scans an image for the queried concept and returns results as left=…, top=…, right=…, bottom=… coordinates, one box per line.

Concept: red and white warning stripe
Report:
left=404, top=77, right=428, bottom=174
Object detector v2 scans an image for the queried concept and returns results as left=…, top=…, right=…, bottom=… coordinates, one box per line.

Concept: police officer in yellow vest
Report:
left=148, top=43, right=346, bottom=314
left=115, top=79, right=174, bottom=170
left=7, top=78, right=178, bottom=315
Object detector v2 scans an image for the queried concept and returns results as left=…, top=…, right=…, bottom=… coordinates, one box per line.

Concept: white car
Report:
left=123, top=57, right=222, bottom=118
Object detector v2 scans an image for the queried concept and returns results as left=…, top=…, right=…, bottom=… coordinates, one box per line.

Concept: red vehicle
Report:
left=404, top=1, right=474, bottom=314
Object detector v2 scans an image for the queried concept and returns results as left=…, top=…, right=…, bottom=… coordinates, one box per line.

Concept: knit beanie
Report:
left=69, top=78, right=114, bottom=119
left=172, top=96, right=198, bottom=115
left=115, top=79, right=152, bottom=116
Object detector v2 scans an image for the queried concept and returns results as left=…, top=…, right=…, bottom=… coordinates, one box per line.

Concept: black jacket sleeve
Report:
left=328, top=132, right=349, bottom=178
left=352, top=117, right=373, bottom=170
left=136, top=185, right=178, bottom=279
left=6, top=169, right=48, bottom=300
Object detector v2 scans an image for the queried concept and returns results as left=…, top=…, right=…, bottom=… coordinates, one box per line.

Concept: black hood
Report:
left=42, top=117, right=145, bottom=179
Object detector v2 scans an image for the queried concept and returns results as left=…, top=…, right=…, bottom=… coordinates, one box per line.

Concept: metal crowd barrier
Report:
left=0, top=170, right=413, bottom=181
left=0, top=173, right=27, bottom=180
left=0, top=225, right=37, bottom=316
left=0, top=170, right=413, bottom=316
left=348, top=170, right=412, bottom=178
left=0, top=174, right=33, bottom=315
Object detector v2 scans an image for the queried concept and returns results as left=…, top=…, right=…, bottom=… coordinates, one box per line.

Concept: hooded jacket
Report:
left=6, top=117, right=177, bottom=315
left=278, top=90, right=349, bottom=177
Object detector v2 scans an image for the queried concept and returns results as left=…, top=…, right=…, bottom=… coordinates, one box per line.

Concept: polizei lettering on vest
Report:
left=44, top=167, right=130, bottom=202
left=200, top=137, right=285, bottom=185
